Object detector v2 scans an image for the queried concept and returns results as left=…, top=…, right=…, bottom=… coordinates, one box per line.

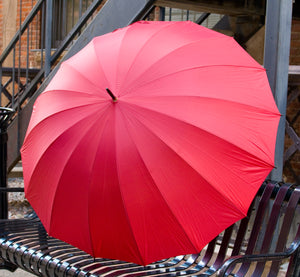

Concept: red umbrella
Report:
left=21, top=21, right=280, bottom=265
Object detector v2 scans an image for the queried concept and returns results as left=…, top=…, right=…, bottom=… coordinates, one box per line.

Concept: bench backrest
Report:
left=0, top=181, right=299, bottom=277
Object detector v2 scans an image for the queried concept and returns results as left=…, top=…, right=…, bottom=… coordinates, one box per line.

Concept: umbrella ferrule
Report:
left=106, top=88, right=117, bottom=102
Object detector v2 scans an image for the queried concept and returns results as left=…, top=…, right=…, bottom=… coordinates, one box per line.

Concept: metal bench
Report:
left=0, top=181, right=300, bottom=277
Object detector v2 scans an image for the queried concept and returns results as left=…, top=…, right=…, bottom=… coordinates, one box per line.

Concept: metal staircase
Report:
left=1, top=0, right=298, bottom=184
left=0, top=0, right=156, bottom=171
left=0, top=0, right=225, bottom=173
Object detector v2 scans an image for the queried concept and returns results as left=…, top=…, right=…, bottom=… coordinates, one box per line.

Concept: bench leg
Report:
left=0, top=257, right=18, bottom=272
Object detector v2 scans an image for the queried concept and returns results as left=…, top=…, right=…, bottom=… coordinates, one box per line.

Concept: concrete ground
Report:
left=2, top=268, right=34, bottom=276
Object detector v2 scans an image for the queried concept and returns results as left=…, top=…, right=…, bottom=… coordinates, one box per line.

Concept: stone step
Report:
left=8, top=162, right=23, bottom=178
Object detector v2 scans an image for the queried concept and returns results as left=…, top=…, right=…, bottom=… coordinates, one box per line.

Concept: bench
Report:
left=0, top=181, right=300, bottom=277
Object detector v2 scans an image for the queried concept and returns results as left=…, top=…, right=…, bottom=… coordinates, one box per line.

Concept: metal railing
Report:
left=158, top=6, right=226, bottom=27
left=0, top=107, right=15, bottom=219
left=0, top=0, right=106, bottom=219
left=0, top=0, right=104, bottom=117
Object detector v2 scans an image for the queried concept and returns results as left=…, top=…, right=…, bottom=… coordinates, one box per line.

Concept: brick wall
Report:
left=0, top=0, right=38, bottom=67
left=0, top=2, right=299, bottom=183
left=17, top=0, right=39, bottom=68
left=0, top=1, right=3, bottom=51
left=284, top=19, right=300, bottom=183
left=286, top=21, right=300, bottom=184
left=290, top=19, right=300, bottom=65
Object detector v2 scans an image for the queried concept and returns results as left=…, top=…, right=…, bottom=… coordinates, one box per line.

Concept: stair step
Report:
left=8, top=162, right=23, bottom=178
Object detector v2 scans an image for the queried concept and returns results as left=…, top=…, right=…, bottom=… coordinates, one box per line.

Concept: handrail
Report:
left=0, top=0, right=105, bottom=111
left=0, top=0, right=45, bottom=64
left=51, top=0, right=104, bottom=65
left=3, top=0, right=158, bottom=171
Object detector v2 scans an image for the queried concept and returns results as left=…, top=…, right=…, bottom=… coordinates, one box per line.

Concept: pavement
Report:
left=2, top=268, right=34, bottom=276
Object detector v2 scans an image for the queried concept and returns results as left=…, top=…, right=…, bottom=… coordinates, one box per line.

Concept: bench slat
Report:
left=0, top=181, right=299, bottom=276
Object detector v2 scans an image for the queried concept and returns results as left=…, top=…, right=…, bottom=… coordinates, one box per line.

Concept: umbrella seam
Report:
left=47, top=108, right=112, bottom=255
left=122, top=94, right=280, bottom=118
left=46, top=111, right=99, bottom=232
left=24, top=101, right=105, bottom=139
left=60, top=62, right=110, bottom=98
left=41, top=88, right=106, bottom=98
left=113, top=107, right=147, bottom=265
left=117, top=106, right=201, bottom=256
left=123, top=64, right=267, bottom=97
left=119, top=102, right=272, bottom=215
left=120, top=35, right=264, bottom=95
left=129, top=112, right=249, bottom=218
left=118, top=21, right=177, bottom=97
left=33, top=106, right=108, bottom=238
left=114, top=22, right=135, bottom=96
left=86, top=108, right=120, bottom=258
left=121, top=100, right=277, bottom=169
left=91, top=38, right=115, bottom=94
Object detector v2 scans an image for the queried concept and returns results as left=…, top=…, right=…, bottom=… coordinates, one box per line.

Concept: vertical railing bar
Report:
left=59, top=0, right=62, bottom=47
left=72, top=0, right=75, bottom=28
left=186, top=10, right=189, bottom=20
left=18, top=0, right=22, bottom=102
left=45, top=0, right=53, bottom=76
left=31, top=0, right=33, bottom=51
left=53, top=1, right=57, bottom=48
left=12, top=47, right=16, bottom=108
left=40, top=2, right=46, bottom=69
left=59, top=1, right=62, bottom=47
left=56, top=0, right=61, bottom=48
left=62, top=0, right=67, bottom=39
left=16, top=0, right=23, bottom=160
left=26, top=26, right=30, bottom=86
left=169, top=8, right=172, bottom=21
left=159, top=7, right=165, bottom=21
left=79, top=0, right=83, bottom=18
left=36, top=3, right=39, bottom=50
left=78, top=0, right=83, bottom=37
left=0, top=67, right=2, bottom=106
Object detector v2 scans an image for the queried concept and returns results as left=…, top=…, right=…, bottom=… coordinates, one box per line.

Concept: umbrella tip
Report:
left=106, top=88, right=117, bottom=102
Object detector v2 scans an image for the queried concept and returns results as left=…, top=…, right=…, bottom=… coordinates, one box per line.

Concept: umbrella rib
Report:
left=118, top=21, right=177, bottom=97
left=117, top=108, right=205, bottom=254
left=61, top=62, right=108, bottom=97
left=113, top=114, right=150, bottom=265
left=123, top=64, right=267, bottom=98
left=124, top=101, right=276, bottom=168
left=125, top=94, right=280, bottom=120
left=120, top=37, right=264, bottom=95
left=85, top=110, right=117, bottom=258
left=134, top=114, right=248, bottom=218
left=91, top=38, right=115, bottom=93
left=114, top=160, right=148, bottom=265
left=25, top=101, right=106, bottom=138
left=120, top=103, right=270, bottom=214
left=41, top=88, right=106, bottom=98
left=84, top=108, right=146, bottom=263
left=37, top=108, right=109, bottom=235
left=46, top=108, right=114, bottom=257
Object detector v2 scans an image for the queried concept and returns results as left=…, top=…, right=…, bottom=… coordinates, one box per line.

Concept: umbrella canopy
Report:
left=21, top=21, right=280, bottom=265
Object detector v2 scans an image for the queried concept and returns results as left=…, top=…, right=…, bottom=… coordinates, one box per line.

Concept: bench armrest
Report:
left=216, top=238, right=300, bottom=277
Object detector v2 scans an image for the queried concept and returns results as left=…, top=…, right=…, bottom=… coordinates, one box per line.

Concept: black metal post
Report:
left=45, top=0, right=53, bottom=76
left=0, top=108, right=14, bottom=219
left=159, top=7, right=165, bottom=21
left=263, top=0, right=293, bottom=181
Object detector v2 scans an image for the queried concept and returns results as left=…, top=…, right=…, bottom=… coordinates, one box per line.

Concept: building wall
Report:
left=285, top=19, right=300, bottom=183
left=0, top=0, right=18, bottom=62
left=0, top=2, right=299, bottom=183
left=0, top=0, right=38, bottom=68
